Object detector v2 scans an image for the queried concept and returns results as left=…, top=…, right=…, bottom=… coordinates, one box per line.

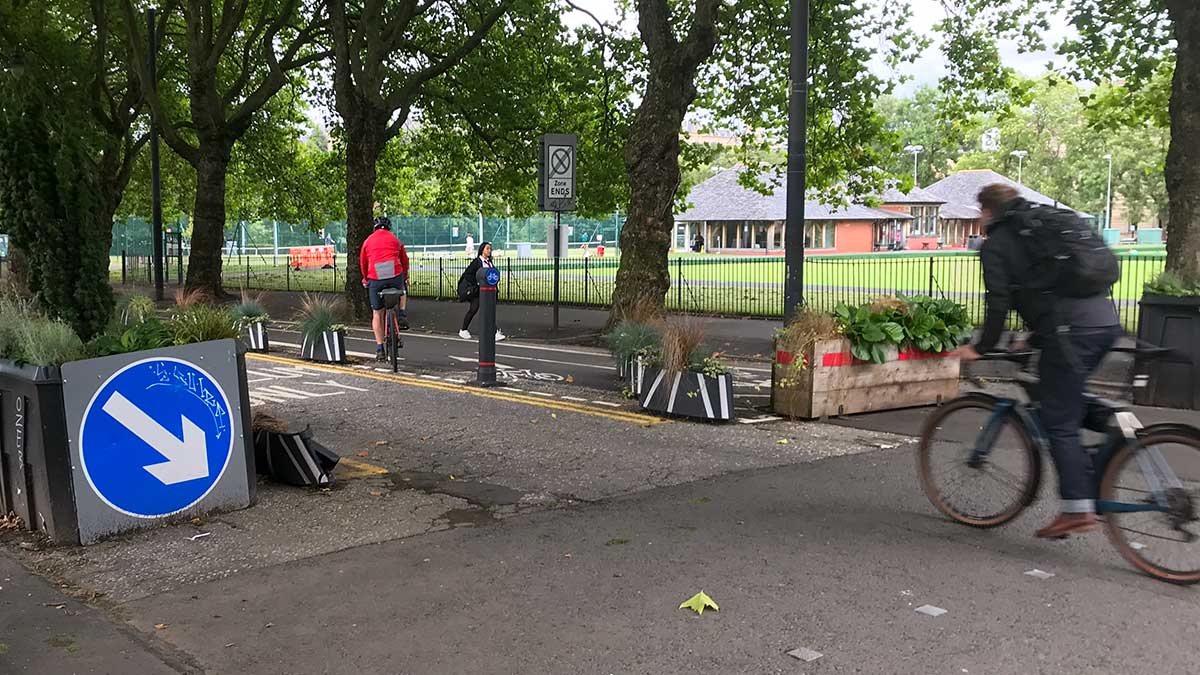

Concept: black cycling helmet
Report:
left=373, top=216, right=392, bottom=231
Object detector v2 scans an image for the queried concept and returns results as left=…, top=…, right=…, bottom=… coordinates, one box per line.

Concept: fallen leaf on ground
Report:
left=154, top=623, right=168, bottom=630
left=551, top=413, right=557, bottom=419
left=42, top=603, right=66, bottom=609
left=776, top=438, right=789, bottom=445
left=356, top=451, right=370, bottom=458
left=679, top=591, right=719, bottom=615
left=565, top=375, right=574, bottom=384
left=563, top=553, right=573, bottom=558
left=419, top=435, right=431, bottom=441
left=369, top=491, right=383, bottom=497
left=448, top=474, right=456, bottom=480
left=530, top=419, right=539, bottom=424
left=190, top=517, right=204, bottom=526
left=374, top=441, right=387, bottom=446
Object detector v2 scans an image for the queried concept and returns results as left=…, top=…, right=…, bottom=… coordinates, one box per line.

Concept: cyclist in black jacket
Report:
left=953, top=183, right=1121, bottom=539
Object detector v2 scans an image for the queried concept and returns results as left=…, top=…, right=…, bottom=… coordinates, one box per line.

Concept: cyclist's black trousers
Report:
left=1038, top=325, right=1121, bottom=511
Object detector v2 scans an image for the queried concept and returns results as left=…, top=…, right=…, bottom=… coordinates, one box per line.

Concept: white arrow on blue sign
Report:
left=78, top=357, right=235, bottom=518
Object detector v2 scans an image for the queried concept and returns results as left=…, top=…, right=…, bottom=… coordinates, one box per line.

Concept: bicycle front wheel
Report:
left=917, top=397, right=1041, bottom=527
left=1101, top=430, right=1200, bottom=584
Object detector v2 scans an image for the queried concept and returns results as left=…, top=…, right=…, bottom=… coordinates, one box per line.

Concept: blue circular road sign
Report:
left=78, top=358, right=235, bottom=518
left=485, top=267, right=501, bottom=286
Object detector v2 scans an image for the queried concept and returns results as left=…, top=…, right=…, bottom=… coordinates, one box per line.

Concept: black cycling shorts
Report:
left=367, top=275, right=407, bottom=311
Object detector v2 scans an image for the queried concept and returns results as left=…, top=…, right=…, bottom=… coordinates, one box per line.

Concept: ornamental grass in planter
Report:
left=638, top=317, right=734, bottom=421
left=296, top=293, right=347, bottom=363
left=605, top=320, right=661, bottom=397
left=232, top=290, right=271, bottom=352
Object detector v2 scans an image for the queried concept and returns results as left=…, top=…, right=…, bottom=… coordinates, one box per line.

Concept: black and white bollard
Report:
left=477, top=266, right=501, bottom=387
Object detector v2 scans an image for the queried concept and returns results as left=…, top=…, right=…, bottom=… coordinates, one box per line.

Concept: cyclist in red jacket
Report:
left=360, top=217, right=410, bottom=361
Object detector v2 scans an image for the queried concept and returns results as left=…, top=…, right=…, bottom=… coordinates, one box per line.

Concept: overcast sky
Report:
left=564, top=0, right=1073, bottom=95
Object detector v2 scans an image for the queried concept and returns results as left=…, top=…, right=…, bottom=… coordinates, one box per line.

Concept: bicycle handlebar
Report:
left=975, top=345, right=1174, bottom=363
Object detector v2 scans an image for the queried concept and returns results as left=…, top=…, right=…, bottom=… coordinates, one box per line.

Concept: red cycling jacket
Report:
left=360, top=229, right=409, bottom=281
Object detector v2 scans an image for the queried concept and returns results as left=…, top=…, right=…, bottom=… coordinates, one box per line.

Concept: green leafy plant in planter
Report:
left=1145, top=271, right=1200, bottom=298
left=87, top=318, right=173, bottom=357
left=899, top=294, right=974, bottom=354
left=833, top=303, right=904, bottom=364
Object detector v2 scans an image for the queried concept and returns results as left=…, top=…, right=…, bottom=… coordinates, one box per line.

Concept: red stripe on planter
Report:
left=822, top=349, right=952, bottom=367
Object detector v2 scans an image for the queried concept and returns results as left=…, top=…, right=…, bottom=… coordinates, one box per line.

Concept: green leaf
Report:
left=679, top=591, right=719, bottom=615
left=850, top=342, right=873, bottom=362
left=861, top=324, right=885, bottom=343
left=882, top=322, right=905, bottom=343
left=870, top=343, right=887, bottom=364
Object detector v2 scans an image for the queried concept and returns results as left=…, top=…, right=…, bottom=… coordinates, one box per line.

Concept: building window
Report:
left=805, top=221, right=835, bottom=249
left=772, top=224, right=783, bottom=249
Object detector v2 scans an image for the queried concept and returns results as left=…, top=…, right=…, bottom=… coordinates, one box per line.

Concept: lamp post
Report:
left=1104, top=153, right=1114, bottom=230
left=903, top=144, right=924, bottom=187
left=1009, top=150, right=1028, bottom=183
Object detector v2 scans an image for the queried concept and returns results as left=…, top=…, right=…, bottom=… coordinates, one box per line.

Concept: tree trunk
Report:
left=186, top=145, right=232, bottom=298
left=342, top=108, right=389, bottom=320
left=1166, top=1, right=1200, bottom=278
left=609, top=61, right=708, bottom=324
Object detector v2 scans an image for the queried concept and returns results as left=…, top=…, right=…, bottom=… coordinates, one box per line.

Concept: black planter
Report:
left=639, top=367, right=734, bottom=421
left=618, top=355, right=648, bottom=397
left=0, top=361, right=77, bottom=544
left=1135, top=293, right=1200, bottom=409
left=243, top=321, right=270, bottom=352
left=302, top=330, right=346, bottom=363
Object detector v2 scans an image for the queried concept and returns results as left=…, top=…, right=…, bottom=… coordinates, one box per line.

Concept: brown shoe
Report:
left=1036, top=512, right=1098, bottom=539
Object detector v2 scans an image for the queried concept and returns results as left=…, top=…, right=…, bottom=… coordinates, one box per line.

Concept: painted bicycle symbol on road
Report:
left=498, top=368, right=565, bottom=383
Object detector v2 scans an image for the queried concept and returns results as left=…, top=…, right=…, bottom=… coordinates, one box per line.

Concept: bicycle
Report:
left=917, top=346, right=1200, bottom=584
left=379, top=288, right=405, bottom=373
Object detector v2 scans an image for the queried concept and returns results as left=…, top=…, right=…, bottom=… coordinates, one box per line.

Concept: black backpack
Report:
left=1009, top=201, right=1120, bottom=298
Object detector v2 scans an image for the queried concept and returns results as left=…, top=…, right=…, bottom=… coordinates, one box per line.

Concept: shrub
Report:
left=0, top=293, right=84, bottom=366
left=15, top=319, right=84, bottom=366
left=167, top=305, right=238, bottom=345
left=295, top=293, right=345, bottom=342
left=173, top=287, right=211, bottom=309
left=605, top=321, right=661, bottom=362
left=1145, top=271, right=1200, bottom=298
left=775, top=308, right=840, bottom=358
left=88, top=318, right=173, bottom=357
left=900, top=294, right=973, bottom=354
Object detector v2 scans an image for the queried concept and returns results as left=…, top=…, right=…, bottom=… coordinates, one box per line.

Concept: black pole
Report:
left=783, top=0, right=810, bottom=320
left=476, top=267, right=498, bottom=387
left=148, top=8, right=165, bottom=300
left=552, top=211, right=561, bottom=332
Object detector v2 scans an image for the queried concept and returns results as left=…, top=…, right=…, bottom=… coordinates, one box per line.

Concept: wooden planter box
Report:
left=639, top=366, right=734, bottom=421
left=772, top=338, right=960, bottom=419
left=301, top=330, right=346, bottom=363
left=243, top=321, right=270, bottom=352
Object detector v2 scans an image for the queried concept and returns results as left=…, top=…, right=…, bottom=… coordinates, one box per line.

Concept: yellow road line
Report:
left=337, top=457, right=390, bottom=479
left=246, top=353, right=665, bottom=425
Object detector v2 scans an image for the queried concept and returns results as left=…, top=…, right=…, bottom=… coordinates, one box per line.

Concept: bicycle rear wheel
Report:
left=917, top=397, right=1041, bottom=527
left=388, top=311, right=399, bottom=373
left=1101, top=430, right=1200, bottom=584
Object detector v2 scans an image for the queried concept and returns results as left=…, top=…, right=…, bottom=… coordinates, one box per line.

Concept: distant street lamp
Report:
left=1010, top=150, right=1028, bottom=183
left=1104, top=153, right=1114, bottom=230
left=903, top=144, right=924, bottom=187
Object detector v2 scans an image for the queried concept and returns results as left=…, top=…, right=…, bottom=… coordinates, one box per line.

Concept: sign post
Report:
left=538, top=134, right=577, bottom=332
left=476, top=266, right=502, bottom=387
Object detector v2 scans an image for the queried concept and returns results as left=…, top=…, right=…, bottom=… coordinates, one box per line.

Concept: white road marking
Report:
left=915, top=605, right=947, bottom=617
left=592, top=401, right=622, bottom=408
left=738, top=416, right=783, bottom=424
left=527, top=391, right=555, bottom=398
left=419, top=375, right=442, bottom=381
left=786, top=648, right=823, bottom=663
left=311, top=380, right=370, bottom=392
left=561, top=396, right=588, bottom=402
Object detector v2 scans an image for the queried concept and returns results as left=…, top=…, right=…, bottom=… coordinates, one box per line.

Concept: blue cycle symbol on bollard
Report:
left=485, top=267, right=501, bottom=286
left=77, top=358, right=235, bottom=518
